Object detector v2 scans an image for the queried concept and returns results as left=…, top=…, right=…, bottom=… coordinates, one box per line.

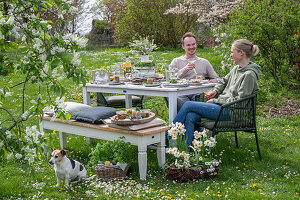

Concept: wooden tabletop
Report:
left=41, top=116, right=169, bottom=136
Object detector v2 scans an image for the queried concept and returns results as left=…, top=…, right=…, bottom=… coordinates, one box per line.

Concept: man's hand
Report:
left=185, top=62, right=195, bottom=72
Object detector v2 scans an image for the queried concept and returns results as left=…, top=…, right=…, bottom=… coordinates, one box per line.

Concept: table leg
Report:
left=138, top=144, right=147, bottom=180
left=168, top=93, right=177, bottom=123
left=157, top=131, right=166, bottom=167
left=82, top=86, right=93, bottom=142
left=125, top=94, right=133, bottom=108
left=82, top=87, right=91, bottom=105
left=59, top=132, right=67, bottom=149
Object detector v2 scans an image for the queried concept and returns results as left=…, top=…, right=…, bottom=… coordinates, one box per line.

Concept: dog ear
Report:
left=53, top=147, right=56, bottom=151
left=61, top=150, right=69, bottom=155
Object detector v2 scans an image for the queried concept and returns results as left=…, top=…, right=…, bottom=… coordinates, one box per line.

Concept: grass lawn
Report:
left=0, top=48, right=299, bottom=199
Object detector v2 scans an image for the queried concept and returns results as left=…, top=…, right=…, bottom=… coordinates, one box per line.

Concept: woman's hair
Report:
left=232, top=39, right=259, bottom=57
left=181, top=32, right=196, bottom=45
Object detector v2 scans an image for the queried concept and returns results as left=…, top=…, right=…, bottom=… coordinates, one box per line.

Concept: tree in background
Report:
left=0, top=0, right=88, bottom=169
left=113, top=0, right=199, bottom=48
left=38, top=0, right=85, bottom=34
left=214, top=0, right=300, bottom=88
left=165, top=0, right=240, bottom=27
left=96, top=0, right=125, bottom=33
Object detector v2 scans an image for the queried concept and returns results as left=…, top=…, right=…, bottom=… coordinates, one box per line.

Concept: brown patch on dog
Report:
left=51, top=150, right=65, bottom=162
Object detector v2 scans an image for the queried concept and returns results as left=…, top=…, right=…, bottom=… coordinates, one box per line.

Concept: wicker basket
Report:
left=94, top=164, right=129, bottom=180
left=165, top=164, right=219, bottom=182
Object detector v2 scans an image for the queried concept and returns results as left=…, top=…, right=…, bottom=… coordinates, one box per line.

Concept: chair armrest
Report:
left=221, top=93, right=257, bottom=108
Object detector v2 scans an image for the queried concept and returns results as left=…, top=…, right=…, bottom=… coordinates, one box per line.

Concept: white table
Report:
left=82, top=82, right=215, bottom=123
left=40, top=116, right=169, bottom=180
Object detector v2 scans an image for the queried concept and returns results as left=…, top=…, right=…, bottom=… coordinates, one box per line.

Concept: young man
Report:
left=169, top=32, right=219, bottom=110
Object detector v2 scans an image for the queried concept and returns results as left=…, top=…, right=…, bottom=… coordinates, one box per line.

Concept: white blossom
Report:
left=5, top=130, right=12, bottom=139
left=7, top=153, right=14, bottom=160
left=15, top=153, right=23, bottom=159
left=6, top=15, right=14, bottom=25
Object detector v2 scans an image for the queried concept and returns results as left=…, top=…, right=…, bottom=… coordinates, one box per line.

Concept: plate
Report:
left=162, top=82, right=189, bottom=88
left=109, top=82, right=125, bottom=85
left=202, top=83, right=217, bottom=87
left=189, top=79, right=209, bottom=86
left=110, top=112, right=156, bottom=126
left=144, top=83, right=161, bottom=87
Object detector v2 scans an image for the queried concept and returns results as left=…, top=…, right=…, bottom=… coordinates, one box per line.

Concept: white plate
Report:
left=144, top=83, right=161, bottom=87
left=202, top=83, right=217, bottom=87
left=108, top=82, right=125, bottom=85
left=162, top=82, right=189, bottom=88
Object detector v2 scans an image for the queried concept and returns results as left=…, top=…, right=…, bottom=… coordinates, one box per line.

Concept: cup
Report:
left=141, top=109, right=151, bottom=118
left=116, top=111, right=127, bottom=119
left=204, top=90, right=214, bottom=96
left=126, top=108, right=136, bottom=114
left=136, top=111, right=142, bottom=119
left=114, top=75, right=120, bottom=83
left=196, top=75, right=203, bottom=80
left=147, top=78, right=153, bottom=84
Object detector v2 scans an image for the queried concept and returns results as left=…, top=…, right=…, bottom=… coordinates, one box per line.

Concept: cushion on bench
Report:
left=72, top=106, right=119, bottom=124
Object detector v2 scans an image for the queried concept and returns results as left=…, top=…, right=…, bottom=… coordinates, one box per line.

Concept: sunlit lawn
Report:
left=0, top=48, right=299, bottom=199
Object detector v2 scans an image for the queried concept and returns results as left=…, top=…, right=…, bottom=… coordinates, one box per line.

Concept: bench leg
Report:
left=86, top=137, right=93, bottom=144
left=138, top=144, right=147, bottom=180
left=59, top=132, right=67, bottom=149
left=157, top=131, right=166, bottom=167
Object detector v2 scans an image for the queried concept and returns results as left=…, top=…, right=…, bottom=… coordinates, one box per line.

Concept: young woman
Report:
left=172, top=39, right=262, bottom=146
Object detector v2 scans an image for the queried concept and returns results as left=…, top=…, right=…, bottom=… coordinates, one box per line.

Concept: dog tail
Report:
left=83, top=175, right=96, bottom=182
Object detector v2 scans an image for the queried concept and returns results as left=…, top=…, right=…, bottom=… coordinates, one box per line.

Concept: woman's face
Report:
left=230, top=45, right=243, bottom=65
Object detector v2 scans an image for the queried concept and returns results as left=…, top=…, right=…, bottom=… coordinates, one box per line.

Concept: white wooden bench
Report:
left=39, top=116, right=169, bottom=180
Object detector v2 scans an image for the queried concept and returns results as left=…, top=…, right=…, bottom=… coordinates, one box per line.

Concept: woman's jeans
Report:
left=171, top=101, right=230, bottom=146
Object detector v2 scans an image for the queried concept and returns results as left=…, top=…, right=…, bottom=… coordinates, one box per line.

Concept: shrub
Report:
left=88, top=139, right=138, bottom=167
left=214, top=0, right=300, bottom=88
left=113, top=0, right=198, bottom=48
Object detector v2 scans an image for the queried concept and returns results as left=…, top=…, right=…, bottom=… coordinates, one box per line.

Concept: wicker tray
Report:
left=110, top=112, right=155, bottom=126
left=94, top=164, right=130, bottom=180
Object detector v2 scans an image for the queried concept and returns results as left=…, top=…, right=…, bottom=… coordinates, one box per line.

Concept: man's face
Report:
left=182, top=37, right=197, bottom=56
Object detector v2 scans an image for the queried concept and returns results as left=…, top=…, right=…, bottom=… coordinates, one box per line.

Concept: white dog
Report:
left=49, top=148, right=89, bottom=187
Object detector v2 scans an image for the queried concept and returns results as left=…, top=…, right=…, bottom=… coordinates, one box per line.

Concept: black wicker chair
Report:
left=196, top=93, right=261, bottom=159
left=97, top=93, right=144, bottom=108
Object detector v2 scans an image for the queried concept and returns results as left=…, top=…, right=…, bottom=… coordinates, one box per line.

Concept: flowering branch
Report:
left=165, top=0, right=242, bottom=26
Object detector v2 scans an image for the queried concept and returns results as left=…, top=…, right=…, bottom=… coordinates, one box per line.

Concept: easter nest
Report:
left=94, top=164, right=130, bottom=181
left=165, top=163, right=219, bottom=182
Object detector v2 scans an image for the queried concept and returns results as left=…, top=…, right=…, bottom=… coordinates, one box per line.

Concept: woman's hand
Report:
left=204, top=90, right=217, bottom=100
left=206, top=99, right=214, bottom=103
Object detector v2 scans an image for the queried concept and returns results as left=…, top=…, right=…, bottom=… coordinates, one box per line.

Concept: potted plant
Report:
left=165, top=122, right=220, bottom=182
left=129, top=37, right=158, bottom=62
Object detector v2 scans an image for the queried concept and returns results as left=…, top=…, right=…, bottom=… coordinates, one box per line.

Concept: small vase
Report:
left=140, top=55, right=153, bottom=62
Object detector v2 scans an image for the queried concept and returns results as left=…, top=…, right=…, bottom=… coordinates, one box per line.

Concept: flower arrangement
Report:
left=165, top=122, right=220, bottom=181
left=129, top=37, right=158, bottom=55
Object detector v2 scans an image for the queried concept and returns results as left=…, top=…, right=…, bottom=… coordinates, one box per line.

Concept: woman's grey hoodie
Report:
left=212, top=62, right=262, bottom=105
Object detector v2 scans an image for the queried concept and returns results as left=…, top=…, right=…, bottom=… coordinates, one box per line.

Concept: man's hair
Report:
left=181, top=32, right=196, bottom=45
